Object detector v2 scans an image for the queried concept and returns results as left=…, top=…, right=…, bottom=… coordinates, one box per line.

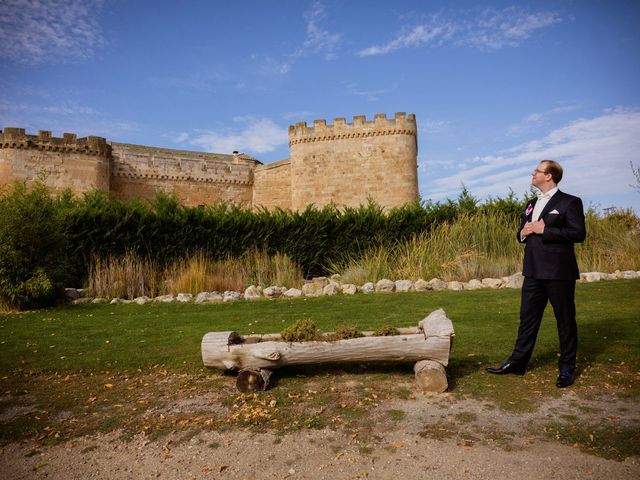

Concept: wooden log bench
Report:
left=201, top=308, right=455, bottom=393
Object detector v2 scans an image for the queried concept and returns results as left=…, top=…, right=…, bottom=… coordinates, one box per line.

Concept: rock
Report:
left=330, top=273, right=342, bottom=283
left=447, top=281, right=463, bottom=291
left=375, top=278, right=395, bottom=293
left=194, top=292, right=223, bottom=303
left=603, top=272, right=618, bottom=280
left=621, top=270, right=638, bottom=279
left=360, top=282, right=375, bottom=294
left=481, top=278, right=503, bottom=289
left=428, top=278, right=447, bottom=291
left=64, top=288, right=81, bottom=301
left=283, top=288, right=303, bottom=298
left=263, top=286, right=286, bottom=298
left=610, top=270, right=623, bottom=279
left=176, top=293, right=193, bottom=303
left=134, top=296, right=152, bottom=305
left=503, top=273, right=524, bottom=289
left=464, top=279, right=484, bottom=290
left=223, top=291, right=241, bottom=302
left=91, top=297, right=108, bottom=304
left=395, top=279, right=413, bottom=292
left=580, top=272, right=604, bottom=282
left=244, top=285, right=262, bottom=300
left=110, top=298, right=124, bottom=305
left=302, top=277, right=329, bottom=297
left=72, top=297, right=92, bottom=305
left=154, top=294, right=175, bottom=303
left=413, top=278, right=431, bottom=291
left=323, top=283, right=340, bottom=296
left=341, top=284, right=358, bottom=295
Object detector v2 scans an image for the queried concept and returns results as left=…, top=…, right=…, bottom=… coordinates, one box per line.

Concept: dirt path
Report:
left=2, top=391, right=639, bottom=480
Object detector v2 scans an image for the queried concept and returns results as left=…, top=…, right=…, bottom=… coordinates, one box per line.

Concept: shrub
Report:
left=281, top=319, right=319, bottom=342
left=0, top=181, right=67, bottom=309
left=329, top=324, right=364, bottom=340
left=373, top=326, right=400, bottom=336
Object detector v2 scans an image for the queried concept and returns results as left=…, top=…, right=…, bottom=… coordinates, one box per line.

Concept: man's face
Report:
left=531, top=162, right=549, bottom=189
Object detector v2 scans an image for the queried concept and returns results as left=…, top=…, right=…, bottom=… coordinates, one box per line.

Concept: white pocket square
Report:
left=549, top=209, right=559, bottom=214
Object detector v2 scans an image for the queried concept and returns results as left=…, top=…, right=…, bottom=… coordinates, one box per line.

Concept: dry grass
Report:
left=335, top=210, right=640, bottom=283
left=88, top=249, right=304, bottom=298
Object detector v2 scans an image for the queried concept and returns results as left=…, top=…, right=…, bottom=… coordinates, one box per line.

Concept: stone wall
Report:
left=0, top=128, right=110, bottom=195
left=253, top=159, right=292, bottom=210
left=288, top=112, right=418, bottom=210
left=109, top=143, right=258, bottom=206
left=1, top=112, right=420, bottom=211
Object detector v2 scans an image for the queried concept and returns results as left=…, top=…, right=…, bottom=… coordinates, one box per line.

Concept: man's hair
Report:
left=541, top=160, right=563, bottom=184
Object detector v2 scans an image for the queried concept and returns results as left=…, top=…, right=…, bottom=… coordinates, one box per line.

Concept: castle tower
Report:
left=287, top=112, right=418, bottom=210
left=0, top=128, right=110, bottom=195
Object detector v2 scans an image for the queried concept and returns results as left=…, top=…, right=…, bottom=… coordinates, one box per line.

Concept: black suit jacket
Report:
left=518, top=190, right=586, bottom=280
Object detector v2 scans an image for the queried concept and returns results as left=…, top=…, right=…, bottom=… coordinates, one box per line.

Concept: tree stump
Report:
left=236, top=368, right=273, bottom=392
left=414, top=359, right=448, bottom=393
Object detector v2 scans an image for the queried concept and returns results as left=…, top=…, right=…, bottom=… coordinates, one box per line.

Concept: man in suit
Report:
left=486, top=160, right=586, bottom=388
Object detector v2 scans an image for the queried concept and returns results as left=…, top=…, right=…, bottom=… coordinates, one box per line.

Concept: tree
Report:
left=0, top=180, right=67, bottom=309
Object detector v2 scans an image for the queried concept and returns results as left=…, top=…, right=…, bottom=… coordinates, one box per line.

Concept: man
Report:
left=487, top=160, right=586, bottom=388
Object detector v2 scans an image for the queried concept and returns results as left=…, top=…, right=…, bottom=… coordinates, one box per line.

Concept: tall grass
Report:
left=88, top=252, right=160, bottom=299
left=577, top=209, right=640, bottom=272
left=88, top=249, right=304, bottom=298
left=333, top=210, right=640, bottom=283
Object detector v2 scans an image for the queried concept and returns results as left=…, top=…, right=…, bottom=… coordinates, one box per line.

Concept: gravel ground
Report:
left=2, top=392, right=639, bottom=480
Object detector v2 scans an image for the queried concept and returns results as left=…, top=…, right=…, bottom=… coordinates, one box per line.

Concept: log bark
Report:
left=201, top=309, right=454, bottom=371
left=414, top=360, right=448, bottom=393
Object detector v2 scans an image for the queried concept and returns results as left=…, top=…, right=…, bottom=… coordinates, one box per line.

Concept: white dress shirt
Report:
left=532, top=187, right=558, bottom=221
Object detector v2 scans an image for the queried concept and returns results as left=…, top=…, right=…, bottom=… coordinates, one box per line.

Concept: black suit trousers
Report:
left=510, top=277, right=577, bottom=371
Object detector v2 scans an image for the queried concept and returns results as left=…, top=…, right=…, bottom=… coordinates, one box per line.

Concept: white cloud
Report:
left=344, top=82, right=396, bottom=102
left=358, top=7, right=561, bottom=56
left=274, top=1, right=343, bottom=74
left=424, top=108, right=640, bottom=205
left=0, top=0, right=106, bottom=64
left=508, top=104, right=582, bottom=135
left=184, top=117, right=288, bottom=155
left=358, top=19, right=455, bottom=56
left=465, top=7, right=561, bottom=49
left=303, top=1, right=342, bottom=59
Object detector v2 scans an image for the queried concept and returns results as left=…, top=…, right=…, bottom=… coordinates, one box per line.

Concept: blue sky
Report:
left=1, top=0, right=639, bottom=211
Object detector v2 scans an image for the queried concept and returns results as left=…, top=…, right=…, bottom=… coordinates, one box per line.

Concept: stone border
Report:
left=65, top=270, right=640, bottom=306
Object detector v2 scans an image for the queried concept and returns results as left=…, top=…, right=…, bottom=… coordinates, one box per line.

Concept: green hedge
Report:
left=61, top=188, right=528, bottom=283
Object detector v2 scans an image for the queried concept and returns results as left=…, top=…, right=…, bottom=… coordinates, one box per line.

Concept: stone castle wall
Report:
left=1, top=113, right=419, bottom=210
left=288, top=112, right=418, bottom=210
left=253, top=159, right=292, bottom=210
left=0, top=128, right=110, bottom=196
left=109, top=143, right=257, bottom=206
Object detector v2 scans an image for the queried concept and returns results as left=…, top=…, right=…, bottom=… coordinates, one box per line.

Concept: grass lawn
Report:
left=1, top=279, right=639, bottom=457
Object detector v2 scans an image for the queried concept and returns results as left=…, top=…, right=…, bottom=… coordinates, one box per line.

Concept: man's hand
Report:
left=523, top=220, right=545, bottom=237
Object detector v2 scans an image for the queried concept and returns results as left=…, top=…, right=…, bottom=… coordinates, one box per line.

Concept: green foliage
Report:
left=61, top=190, right=528, bottom=285
left=373, top=325, right=400, bottom=336
left=330, top=324, right=364, bottom=340
left=0, top=181, right=67, bottom=309
left=281, top=319, right=320, bottom=342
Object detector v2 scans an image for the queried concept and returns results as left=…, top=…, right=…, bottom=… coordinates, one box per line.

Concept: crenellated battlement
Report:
left=0, top=128, right=111, bottom=156
left=2, top=109, right=420, bottom=210
left=288, top=112, right=416, bottom=146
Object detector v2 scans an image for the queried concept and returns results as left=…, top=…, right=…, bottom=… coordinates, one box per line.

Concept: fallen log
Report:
left=202, top=309, right=454, bottom=392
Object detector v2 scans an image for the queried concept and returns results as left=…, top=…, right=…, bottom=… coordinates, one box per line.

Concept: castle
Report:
left=0, top=112, right=419, bottom=210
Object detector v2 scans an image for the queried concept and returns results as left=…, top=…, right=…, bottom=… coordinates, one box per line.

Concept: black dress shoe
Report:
left=486, top=361, right=526, bottom=375
left=556, top=370, right=576, bottom=388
